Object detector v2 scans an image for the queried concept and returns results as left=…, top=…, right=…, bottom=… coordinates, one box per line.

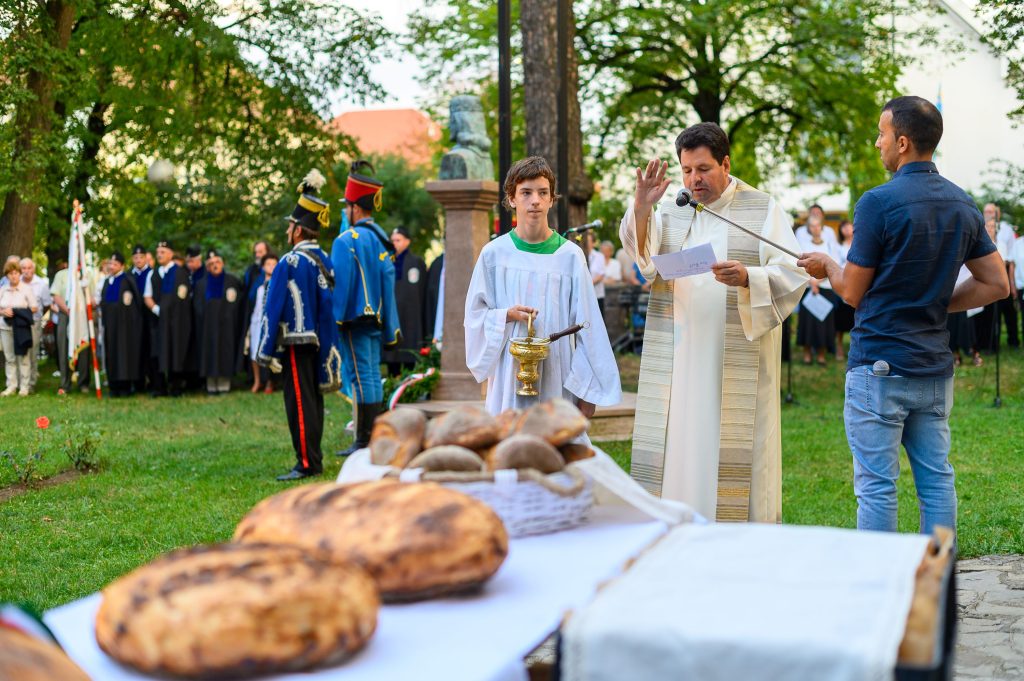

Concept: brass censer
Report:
left=508, top=314, right=590, bottom=396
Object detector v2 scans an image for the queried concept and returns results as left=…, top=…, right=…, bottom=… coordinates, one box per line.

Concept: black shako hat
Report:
left=156, top=240, right=173, bottom=251
left=132, top=244, right=146, bottom=256
left=185, top=244, right=202, bottom=259
left=205, top=248, right=221, bottom=261
left=288, top=168, right=330, bottom=232
left=110, top=251, right=126, bottom=265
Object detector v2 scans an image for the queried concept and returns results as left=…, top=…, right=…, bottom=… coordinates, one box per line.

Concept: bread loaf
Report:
left=423, top=405, right=501, bottom=450
left=95, top=543, right=378, bottom=679
left=234, top=480, right=509, bottom=601
left=369, top=407, right=426, bottom=467
left=407, top=446, right=484, bottom=473
left=0, top=627, right=91, bottom=681
left=513, top=398, right=588, bottom=446
left=488, top=435, right=565, bottom=474
left=559, top=443, right=596, bottom=464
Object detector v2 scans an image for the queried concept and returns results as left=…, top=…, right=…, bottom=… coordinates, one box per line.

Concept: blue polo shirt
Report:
left=846, top=161, right=994, bottom=377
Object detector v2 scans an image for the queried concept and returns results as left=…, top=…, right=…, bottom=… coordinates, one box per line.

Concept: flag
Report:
left=66, top=201, right=102, bottom=396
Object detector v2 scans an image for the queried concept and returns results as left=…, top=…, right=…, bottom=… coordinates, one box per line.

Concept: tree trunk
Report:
left=520, top=0, right=593, bottom=230
left=0, top=1, right=76, bottom=264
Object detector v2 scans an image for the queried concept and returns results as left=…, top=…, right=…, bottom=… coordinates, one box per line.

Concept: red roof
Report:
left=330, top=109, right=442, bottom=168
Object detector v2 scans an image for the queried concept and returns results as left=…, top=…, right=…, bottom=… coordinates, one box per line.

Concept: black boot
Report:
left=336, top=402, right=380, bottom=457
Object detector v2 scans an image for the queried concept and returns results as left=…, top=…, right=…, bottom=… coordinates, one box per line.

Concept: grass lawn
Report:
left=1, top=346, right=1022, bottom=613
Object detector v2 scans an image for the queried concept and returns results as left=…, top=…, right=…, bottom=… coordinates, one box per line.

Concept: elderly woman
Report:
left=0, top=260, right=39, bottom=395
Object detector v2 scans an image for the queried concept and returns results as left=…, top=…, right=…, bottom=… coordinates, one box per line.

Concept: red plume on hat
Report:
left=345, top=159, right=383, bottom=211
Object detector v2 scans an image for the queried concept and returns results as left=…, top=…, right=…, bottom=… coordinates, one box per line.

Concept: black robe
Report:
left=151, top=264, right=193, bottom=374
left=193, top=271, right=245, bottom=378
left=382, top=249, right=428, bottom=365
left=100, top=273, right=144, bottom=382
left=424, top=253, right=443, bottom=343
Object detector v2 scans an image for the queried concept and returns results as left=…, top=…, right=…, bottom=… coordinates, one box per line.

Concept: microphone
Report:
left=564, top=219, right=602, bottom=234
left=675, top=187, right=695, bottom=207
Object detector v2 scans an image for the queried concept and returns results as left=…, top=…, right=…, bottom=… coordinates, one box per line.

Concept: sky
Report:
left=331, top=0, right=428, bottom=117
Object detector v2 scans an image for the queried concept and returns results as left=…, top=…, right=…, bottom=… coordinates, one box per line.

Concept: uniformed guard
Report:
left=99, top=252, right=145, bottom=397
left=258, top=170, right=342, bottom=481
left=193, top=248, right=245, bottom=394
left=332, top=160, right=401, bottom=457
left=143, top=240, right=193, bottom=396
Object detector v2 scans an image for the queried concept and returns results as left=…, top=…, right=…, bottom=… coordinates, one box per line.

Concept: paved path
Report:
left=956, top=555, right=1024, bottom=680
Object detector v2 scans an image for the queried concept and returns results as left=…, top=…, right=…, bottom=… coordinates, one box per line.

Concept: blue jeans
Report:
left=844, top=365, right=956, bottom=535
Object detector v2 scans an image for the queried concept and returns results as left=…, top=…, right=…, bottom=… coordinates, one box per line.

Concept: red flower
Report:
left=35, top=416, right=50, bottom=430
left=419, top=347, right=430, bottom=356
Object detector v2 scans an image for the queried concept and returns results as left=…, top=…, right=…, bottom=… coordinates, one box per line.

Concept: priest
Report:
left=465, top=156, right=621, bottom=419
left=99, top=252, right=144, bottom=397
left=193, top=248, right=245, bottom=394
left=382, top=226, right=428, bottom=376
left=619, top=123, right=807, bottom=523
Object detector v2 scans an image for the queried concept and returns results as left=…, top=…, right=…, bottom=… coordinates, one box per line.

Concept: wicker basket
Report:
left=388, top=467, right=594, bottom=538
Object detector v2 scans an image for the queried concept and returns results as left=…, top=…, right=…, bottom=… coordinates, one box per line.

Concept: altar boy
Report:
left=464, top=156, right=621, bottom=417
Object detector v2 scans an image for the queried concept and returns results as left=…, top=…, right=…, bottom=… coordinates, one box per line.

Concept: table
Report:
left=45, top=507, right=666, bottom=681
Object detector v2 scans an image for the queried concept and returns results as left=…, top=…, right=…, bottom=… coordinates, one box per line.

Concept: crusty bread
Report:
left=0, top=627, right=91, bottom=681
left=513, top=398, right=588, bottom=446
left=495, top=408, right=525, bottom=439
left=559, top=443, right=596, bottom=464
left=369, top=407, right=426, bottom=467
left=407, top=446, right=484, bottom=473
left=234, top=480, right=508, bottom=602
left=423, top=405, right=501, bottom=450
left=95, top=543, right=378, bottom=679
left=488, top=435, right=566, bottom=474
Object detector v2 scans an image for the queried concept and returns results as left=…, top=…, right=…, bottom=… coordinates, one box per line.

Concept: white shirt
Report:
left=1011, top=238, right=1024, bottom=290
left=143, top=264, right=174, bottom=298
left=588, top=249, right=606, bottom=299
left=795, top=224, right=837, bottom=250
left=997, top=221, right=1016, bottom=259
left=22, top=275, right=51, bottom=322
left=604, top=258, right=623, bottom=284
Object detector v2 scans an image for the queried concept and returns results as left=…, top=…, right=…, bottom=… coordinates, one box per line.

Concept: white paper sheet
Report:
left=562, top=524, right=930, bottom=681
left=651, top=242, right=717, bottom=280
left=802, top=291, right=835, bottom=322
left=44, top=508, right=667, bottom=681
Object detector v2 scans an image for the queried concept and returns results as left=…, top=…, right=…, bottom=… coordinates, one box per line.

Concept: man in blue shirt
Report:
left=799, top=96, right=1008, bottom=535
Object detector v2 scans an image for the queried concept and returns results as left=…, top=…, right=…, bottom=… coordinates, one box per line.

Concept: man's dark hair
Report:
left=809, top=204, right=824, bottom=214
left=882, top=96, right=943, bottom=154
left=352, top=195, right=376, bottom=212
left=674, top=122, right=730, bottom=164
left=502, top=156, right=560, bottom=210
left=294, top=226, right=319, bottom=242
left=260, top=252, right=278, bottom=268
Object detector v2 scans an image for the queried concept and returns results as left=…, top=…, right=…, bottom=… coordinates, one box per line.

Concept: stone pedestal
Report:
left=426, top=179, right=500, bottom=400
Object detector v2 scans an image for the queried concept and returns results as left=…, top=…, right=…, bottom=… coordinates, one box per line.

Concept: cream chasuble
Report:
left=619, top=178, right=807, bottom=522
left=465, top=235, right=622, bottom=416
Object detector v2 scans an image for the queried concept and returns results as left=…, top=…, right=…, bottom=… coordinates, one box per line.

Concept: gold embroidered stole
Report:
left=630, top=184, right=768, bottom=522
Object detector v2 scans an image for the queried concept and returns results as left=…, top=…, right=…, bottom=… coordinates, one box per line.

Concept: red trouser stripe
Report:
left=290, top=346, right=309, bottom=469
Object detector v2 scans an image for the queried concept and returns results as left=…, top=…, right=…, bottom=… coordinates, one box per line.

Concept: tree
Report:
left=977, top=0, right=1024, bottom=121
left=0, top=1, right=392, bottom=268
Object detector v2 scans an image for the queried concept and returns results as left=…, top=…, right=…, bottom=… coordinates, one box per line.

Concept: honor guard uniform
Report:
left=144, top=240, right=193, bottom=396
left=332, top=160, right=401, bottom=457
left=100, top=252, right=145, bottom=396
left=130, top=244, right=155, bottom=393
left=193, top=248, right=245, bottom=394
left=258, top=170, right=342, bottom=481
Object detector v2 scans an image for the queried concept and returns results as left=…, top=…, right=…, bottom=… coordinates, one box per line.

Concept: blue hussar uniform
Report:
left=258, top=169, right=342, bottom=481
left=333, top=160, right=401, bottom=456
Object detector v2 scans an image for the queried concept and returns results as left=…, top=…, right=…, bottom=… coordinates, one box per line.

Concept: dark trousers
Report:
left=998, top=292, right=1019, bottom=347
left=282, top=344, right=324, bottom=475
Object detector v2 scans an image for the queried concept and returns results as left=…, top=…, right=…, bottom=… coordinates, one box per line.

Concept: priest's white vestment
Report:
left=620, top=178, right=807, bottom=522
left=465, top=234, right=622, bottom=415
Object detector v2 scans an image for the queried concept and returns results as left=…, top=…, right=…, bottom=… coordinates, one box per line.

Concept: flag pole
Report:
left=71, top=200, right=102, bottom=399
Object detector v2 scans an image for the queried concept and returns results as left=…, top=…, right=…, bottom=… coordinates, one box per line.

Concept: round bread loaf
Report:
left=488, top=435, right=565, bottom=474
left=234, top=480, right=509, bottom=602
left=369, top=407, right=426, bottom=467
left=423, top=405, right=501, bottom=450
left=95, top=543, right=378, bottom=679
left=495, top=408, right=524, bottom=439
left=514, top=398, right=588, bottom=446
left=407, top=446, right=484, bottom=472
left=559, top=443, right=596, bottom=464
left=0, top=627, right=91, bottom=681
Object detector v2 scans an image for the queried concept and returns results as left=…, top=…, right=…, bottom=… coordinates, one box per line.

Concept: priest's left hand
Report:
left=577, top=399, right=596, bottom=418
left=712, top=260, right=749, bottom=288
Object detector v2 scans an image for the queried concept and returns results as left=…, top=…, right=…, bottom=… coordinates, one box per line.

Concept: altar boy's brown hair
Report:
left=502, top=156, right=561, bottom=210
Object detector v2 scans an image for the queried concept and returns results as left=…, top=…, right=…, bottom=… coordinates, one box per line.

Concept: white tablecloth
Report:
left=561, top=523, right=931, bottom=681
left=44, top=507, right=666, bottom=681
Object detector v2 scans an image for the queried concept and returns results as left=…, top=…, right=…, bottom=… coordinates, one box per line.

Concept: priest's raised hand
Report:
left=634, top=159, right=671, bottom=249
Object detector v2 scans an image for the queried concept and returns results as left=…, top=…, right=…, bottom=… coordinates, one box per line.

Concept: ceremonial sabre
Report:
left=675, top=187, right=800, bottom=259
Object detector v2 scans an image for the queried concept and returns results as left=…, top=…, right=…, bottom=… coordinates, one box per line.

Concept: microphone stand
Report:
left=680, top=197, right=801, bottom=259
left=992, top=300, right=1002, bottom=408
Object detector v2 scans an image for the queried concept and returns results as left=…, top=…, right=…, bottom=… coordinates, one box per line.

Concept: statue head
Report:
left=449, top=95, right=491, bottom=153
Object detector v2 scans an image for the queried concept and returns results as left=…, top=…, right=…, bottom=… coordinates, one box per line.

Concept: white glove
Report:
left=152, top=304, right=160, bottom=317
left=269, top=357, right=283, bottom=374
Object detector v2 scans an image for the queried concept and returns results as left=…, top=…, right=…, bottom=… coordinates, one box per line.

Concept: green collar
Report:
left=509, top=229, right=567, bottom=254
